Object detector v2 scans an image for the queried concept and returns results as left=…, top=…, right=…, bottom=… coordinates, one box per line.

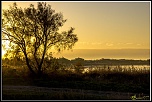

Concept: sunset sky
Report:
left=1, top=1, right=151, bottom=59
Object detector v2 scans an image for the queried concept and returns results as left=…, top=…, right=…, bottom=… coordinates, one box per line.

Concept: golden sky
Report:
left=2, top=1, right=150, bottom=49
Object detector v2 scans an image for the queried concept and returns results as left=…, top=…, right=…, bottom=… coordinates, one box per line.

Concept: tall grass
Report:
left=2, top=63, right=150, bottom=94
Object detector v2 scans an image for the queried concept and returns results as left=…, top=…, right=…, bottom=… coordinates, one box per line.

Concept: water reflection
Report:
left=82, top=65, right=150, bottom=73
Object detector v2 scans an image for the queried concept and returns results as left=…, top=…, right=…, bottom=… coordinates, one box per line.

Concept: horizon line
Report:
left=56, top=48, right=151, bottom=50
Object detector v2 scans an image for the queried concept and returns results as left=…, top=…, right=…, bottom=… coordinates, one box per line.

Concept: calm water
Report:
left=65, top=64, right=150, bottom=73
left=83, top=65, right=150, bottom=73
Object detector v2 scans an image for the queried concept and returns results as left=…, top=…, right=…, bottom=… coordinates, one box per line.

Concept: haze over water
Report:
left=52, top=49, right=150, bottom=60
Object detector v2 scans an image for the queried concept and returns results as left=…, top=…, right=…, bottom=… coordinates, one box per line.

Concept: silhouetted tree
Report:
left=2, top=2, right=78, bottom=77
left=58, top=57, right=70, bottom=64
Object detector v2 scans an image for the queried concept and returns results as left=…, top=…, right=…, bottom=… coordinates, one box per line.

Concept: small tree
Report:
left=2, top=2, right=78, bottom=77
left=72, top=58, right=85, bottom=74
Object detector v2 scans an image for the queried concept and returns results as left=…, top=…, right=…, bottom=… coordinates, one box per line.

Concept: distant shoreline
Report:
left=51, top=49, right=150, bottom=60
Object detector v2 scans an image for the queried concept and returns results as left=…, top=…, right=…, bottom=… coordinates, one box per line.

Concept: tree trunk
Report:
left=24, top=53, right=36, bottom=76
left=37, top=35, right=47, bottom=77
left=37, top=48, right=46, bottom=77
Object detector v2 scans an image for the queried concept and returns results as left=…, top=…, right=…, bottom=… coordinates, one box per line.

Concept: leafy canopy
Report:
left=2, top=2, right=78, bottom=58
left=2, top=2, right=78, bottom=75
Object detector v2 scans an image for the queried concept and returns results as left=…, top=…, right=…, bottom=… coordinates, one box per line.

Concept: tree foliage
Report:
left=2, top=2, right=78, bottom=76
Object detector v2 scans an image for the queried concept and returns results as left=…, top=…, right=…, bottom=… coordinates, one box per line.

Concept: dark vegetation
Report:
left=57, top=57, right=150, bottom=66
left=2, top=57, right=150, bottom=100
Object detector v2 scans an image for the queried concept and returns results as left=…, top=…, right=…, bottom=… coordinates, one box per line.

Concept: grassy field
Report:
left=3, top=85, right=138, bottom=100
left=2, top=64, right=150, bottom=100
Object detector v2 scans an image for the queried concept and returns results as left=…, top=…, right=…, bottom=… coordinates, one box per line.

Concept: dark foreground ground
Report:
left=3, top=85, right=147, bottom=100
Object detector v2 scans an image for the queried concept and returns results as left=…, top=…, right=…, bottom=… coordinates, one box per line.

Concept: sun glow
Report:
left=2, top=40, right=11, bottom=58
left=2, top=49, right=6, bottom=57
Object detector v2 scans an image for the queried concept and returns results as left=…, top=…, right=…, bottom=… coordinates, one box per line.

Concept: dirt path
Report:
left=2, top=85, right=141, bottom=100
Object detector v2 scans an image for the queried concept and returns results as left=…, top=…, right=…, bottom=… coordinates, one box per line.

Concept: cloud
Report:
left=90, top=42, right=103, bottom=45
left=78, top=42, right=89, bottom=45
left=97, top=42, right=102, bottom=45
left=137, top=44, right=141, bottom=46
left=106, top=43, right=113, bottom=46
left=117, top=43, right=123, bottom=45
left=78, top=42, right=103, bottom=45
left=125, top=43, right=133, bottom=45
